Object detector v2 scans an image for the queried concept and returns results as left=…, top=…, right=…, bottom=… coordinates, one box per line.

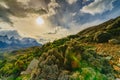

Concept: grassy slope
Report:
left=0, top=16, right=120, bottom=79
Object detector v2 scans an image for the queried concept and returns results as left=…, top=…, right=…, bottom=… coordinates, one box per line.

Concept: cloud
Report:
left=25, top=0, right=59, bottom=16
left=48, top=0, right=60, bottom=16
left=0, top=2, right=9, bottom=9
left=66, top=0, right=77, bottom=5
left=0, top=4, right=13, bottom=24
left=81, top=0, right=116, bottom=15
left=17, top=0, right=30, bottom=5
left=27, top=0, right=48, bottom=10
left=0, top=0, right=48, bottom=24
left=47, top=26, right=66, bottom=35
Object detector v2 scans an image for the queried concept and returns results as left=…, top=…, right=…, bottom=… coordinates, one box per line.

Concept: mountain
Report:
left=0, top=16, right=120, bottom=80
left=0, top=33, right=41, bottom=52
left=0, top=30, right=21, bottom=39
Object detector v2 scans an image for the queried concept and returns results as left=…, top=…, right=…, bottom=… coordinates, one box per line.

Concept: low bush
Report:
left=94, top=31, right=112, bottom=43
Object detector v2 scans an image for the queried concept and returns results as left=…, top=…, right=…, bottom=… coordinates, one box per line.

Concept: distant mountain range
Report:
left=0, top=32, right=41, bottom=52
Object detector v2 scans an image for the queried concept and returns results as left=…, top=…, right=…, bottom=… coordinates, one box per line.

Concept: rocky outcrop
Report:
left=58, top=71, right=70, bottom=80
left=30, top=49, right=66, bottom=80
left=21, top=58, right=39, bottom=75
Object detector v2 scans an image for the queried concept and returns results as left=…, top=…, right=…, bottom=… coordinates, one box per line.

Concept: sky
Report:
left=0, top=0, right=120, bottom=44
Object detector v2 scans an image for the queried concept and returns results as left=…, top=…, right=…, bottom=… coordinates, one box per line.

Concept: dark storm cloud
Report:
left=0, top=0, right=48, bottom=23
left=4, top=0, right=47, bottom=16
left=0, top=5, right=13, bottom=24
left=0, top=0, right=26, bottom=23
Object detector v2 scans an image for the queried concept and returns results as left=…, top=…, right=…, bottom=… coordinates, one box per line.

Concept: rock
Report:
left=38, top=65, right=59, bottom=80
left=105, top=56, right=112, bottom=60
left=30, top=48, right=79, bottom=80
left=30, top=49, right=65, bottom=80
left=21, top=58, right=39, bottom=75
left=58, top=70, right=70, bottom=80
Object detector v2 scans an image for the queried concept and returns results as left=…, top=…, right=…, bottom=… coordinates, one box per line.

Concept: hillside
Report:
left=0, top=16, right=120, bottom=80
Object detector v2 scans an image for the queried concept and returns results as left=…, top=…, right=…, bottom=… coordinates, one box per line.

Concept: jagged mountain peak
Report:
left=0, top=30, right=41, bottom=52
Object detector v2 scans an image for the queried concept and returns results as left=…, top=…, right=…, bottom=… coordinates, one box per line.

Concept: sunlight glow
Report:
left=36, top=17, right=44, bottom=25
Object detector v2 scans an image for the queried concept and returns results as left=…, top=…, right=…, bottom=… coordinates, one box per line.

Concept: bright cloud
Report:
left=0, top=2, right=9, bottom=9
left=81, top=0, right=116, bottom=15
left=17, top=0, right=30, bottom=5
left=48, top=0, right=60, bottom=16
left=66, top=0, right=77, bottom=4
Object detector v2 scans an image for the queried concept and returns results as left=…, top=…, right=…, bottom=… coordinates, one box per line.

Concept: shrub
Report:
left=94, top=31, right=112, bottom=43
left=68, top=34, right=79, bottom=39
left=108, top=39, right=120, bottom=44
left=82, top=36, right=93, bottom=43
left=107, top=28, right=120, bottom=36
left=81, top=68, right=107, bottom=80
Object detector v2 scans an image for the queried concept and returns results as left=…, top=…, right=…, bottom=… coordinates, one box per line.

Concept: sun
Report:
left=36, top=17, right=44, bottom=25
